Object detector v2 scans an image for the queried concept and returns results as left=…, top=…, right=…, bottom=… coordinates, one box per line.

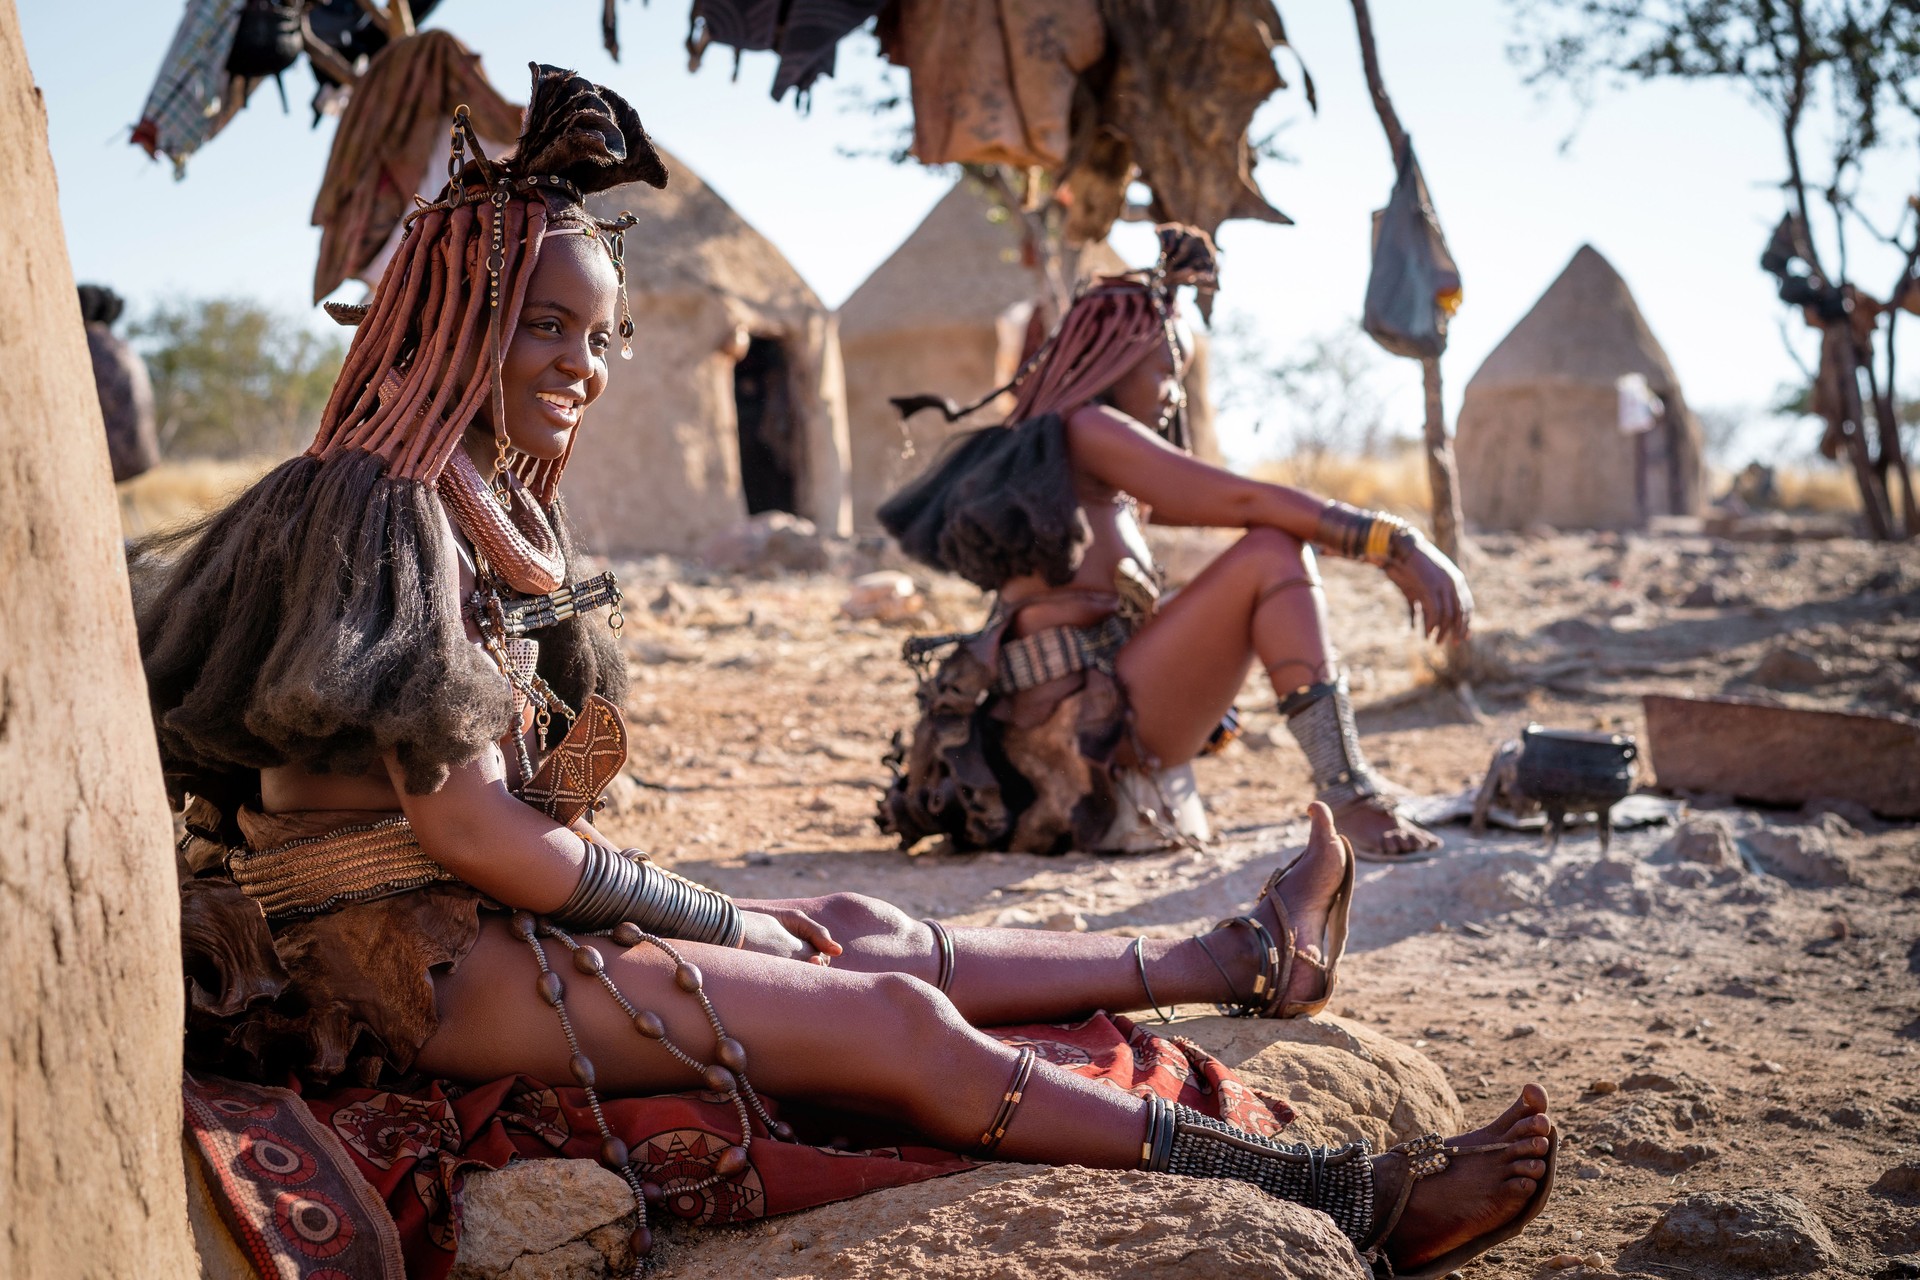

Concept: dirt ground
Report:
left=588, top=526, right=1920, bottom=1279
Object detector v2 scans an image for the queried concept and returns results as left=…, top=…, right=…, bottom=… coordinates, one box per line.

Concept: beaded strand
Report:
left=510, top=911, right=792, bottom=1272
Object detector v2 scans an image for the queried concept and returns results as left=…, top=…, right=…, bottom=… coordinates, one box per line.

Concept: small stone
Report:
left=1748, top=644, right=1833, bottom=689
left=1648, top=1015, right=1677, bottom=1033
left=840, top=571, right=923, bottom=622
left=1545, top=1254, right=1585, bottom=1269
left=1665, top=815, right=1741, bottom=868
left=1621, top=1072, right=1680, bottom=1092
left=1639, top=1190, right=1838, bottom=1271
left=1508, top=1024, right=1538, bottom=1039
left=1872, top=1163, right=1920, bottom=1196
left=1587, top=1080, right=1619, bottom=1096
left=1043, top=910, right=1089, bottom=933
left=1754, top=1060, right=1785, bottom=1075
left=1745, top=825, right=1858, bottom=887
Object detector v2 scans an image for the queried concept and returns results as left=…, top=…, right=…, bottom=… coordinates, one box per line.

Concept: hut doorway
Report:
left=733, top=336, right=801, bottom=515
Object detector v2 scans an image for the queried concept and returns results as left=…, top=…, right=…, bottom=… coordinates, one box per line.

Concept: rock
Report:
left=1744, top=825, right=1857, bottom=886
left=1179, top=1016, right=1464, bottom=1151
left=1872, top=1163, right=1920, bottom=1197
left=1041, top=910, right=1088, bottom=933
left=453, top=1159, right=635, bottom=1280
left=1587, top=1080, right=1620, bottom=1096
left=649, top=583, right=696, bottom=623
left=653, top=1164, right=1368, bottom=1279
left=1635, top=1190, right=1838, bottom=1273
left=1748, top=645, right=1834, bottom=689
left=699, top=512, right=831, bottom=576
left=840, top=571, right=923, bottom=623
left=1665, top=815, right=1741, bottom=868
left=1621, top=1072, right=1681, bottom=1093
left=1680, top=580, right=1751, bottom=608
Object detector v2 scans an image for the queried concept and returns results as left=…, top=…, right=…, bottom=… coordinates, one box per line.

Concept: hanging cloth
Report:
left=131, top=0, right=247, bottom=176
left=1060, top=0, right=1304, bottom=245
left=878, top=0, right=1105, bottom=171
left=687, top=0, right=889, bottom=103
left=309, top=29, right=523, bottom=301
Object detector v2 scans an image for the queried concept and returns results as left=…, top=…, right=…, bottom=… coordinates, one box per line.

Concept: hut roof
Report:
left=1465, top=245, right=1683, bottom=394
left=839, top=181, right=1127, bottom=338
left=585, top=145, right=821, bottom=326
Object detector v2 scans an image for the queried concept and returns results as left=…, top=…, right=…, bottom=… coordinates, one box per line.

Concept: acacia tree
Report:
left=1510, top=0, right=1920, bottom=538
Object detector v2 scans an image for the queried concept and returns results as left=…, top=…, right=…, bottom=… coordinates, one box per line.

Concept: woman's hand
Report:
left=1385, top=535, right=1473, bottom=645
left=735, top=905, right=843, bottom=964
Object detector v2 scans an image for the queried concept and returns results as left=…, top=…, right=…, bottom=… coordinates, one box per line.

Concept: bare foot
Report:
left=1333, top=794, right=1441, bottom=861
left=1202, top=803, right=1347, bottom=1010
left=1382, top=1084, right=1553, bottom=1271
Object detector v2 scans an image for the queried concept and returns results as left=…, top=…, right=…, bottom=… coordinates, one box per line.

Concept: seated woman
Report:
left=141, top=66, right=1548, bottom=1278
left=877, top=232, right=1472, bottom=863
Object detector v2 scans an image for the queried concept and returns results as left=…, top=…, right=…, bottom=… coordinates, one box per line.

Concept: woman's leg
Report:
left=419, top=916, right=1147, bottom=1165
left=417, top=918, right=1553, bottom=1269
left=1114, top=527, right=1440, bottom=857
left=753, top=806, right=1351, bottom=1024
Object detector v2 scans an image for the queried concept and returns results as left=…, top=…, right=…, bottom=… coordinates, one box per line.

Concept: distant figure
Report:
left=77, top=284, right=159, bottom=482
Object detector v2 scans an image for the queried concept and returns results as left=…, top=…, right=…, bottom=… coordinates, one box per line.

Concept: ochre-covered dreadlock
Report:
left=136, top=64, right=665, bottom=801
left=876, top=226, right=1220, bottom=589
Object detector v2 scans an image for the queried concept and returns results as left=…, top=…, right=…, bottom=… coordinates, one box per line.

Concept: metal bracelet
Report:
left=552, top=842, right=741, bottom=945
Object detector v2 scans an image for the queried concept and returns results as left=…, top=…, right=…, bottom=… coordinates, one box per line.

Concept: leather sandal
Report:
left=1201, top=834, right=1354, bottom=1019
left=1359, top=1126, right=1559, bottom=1279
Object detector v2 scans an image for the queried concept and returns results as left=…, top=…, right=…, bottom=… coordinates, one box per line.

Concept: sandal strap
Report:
left=1358, top=1134, right=1448, bottom=1258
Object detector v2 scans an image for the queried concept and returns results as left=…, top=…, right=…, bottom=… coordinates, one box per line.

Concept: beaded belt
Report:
left=994, top=615, right=1132, bottom=695
left=227, top=815, right=455, bottom=919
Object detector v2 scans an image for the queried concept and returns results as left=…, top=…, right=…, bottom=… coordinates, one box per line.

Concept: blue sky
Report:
left=22, top=1, right=1904, bottom=466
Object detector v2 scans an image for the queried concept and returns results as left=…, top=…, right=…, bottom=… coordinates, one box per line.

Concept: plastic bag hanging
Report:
left=1362, top=137, right=1461, bottom=361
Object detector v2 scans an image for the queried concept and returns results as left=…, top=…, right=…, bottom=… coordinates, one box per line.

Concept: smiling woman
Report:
left=135, top=61, right=1555, bottom=1280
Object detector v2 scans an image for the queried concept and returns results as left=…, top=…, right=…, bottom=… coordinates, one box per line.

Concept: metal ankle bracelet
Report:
left=976, top=1047, right=1037, bottom=1156
left=1279, top=675, right=1383, bottom=810
left=554, top=841, right=744, bottom=946
left=1141, top=1098, right=1376, bottom=1246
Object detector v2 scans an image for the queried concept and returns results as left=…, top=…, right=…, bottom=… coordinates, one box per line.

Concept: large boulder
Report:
left=450, top=1018, right=1449, bottom=1278
left=1180, top=1016, right=1465, bottom=1150
left=655, top=1165, right=1366, bottom=1280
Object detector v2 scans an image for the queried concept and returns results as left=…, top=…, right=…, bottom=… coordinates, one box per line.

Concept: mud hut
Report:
left=568, top=149, right=851, bottom=556
left=1455, top=245, right=1706, bottom=531
left=839, top=182, right=1218, bottom=533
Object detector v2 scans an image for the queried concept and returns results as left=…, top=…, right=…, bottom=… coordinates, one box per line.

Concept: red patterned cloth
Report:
left=187, top=1014, right=1293, bottom=1280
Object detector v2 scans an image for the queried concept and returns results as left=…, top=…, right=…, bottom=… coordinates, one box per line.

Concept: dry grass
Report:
left=1772, top=464, right=1867, bottom=513
left=118, top=456, right=280, bottom=538
left=1249, top=446, right=1433, bottom=520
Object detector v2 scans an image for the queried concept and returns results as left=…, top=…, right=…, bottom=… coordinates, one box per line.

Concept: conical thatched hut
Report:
left=839, top=182, right=1218, bottom=533
left=1455, top=245, right=1705, bottom=531
left=567, top=150, right=850, bottom=556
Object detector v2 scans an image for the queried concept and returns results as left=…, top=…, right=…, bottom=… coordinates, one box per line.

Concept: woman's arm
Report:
left=1065, top=403, right=1325, bottom=535
left=385, top=745, right=588, bottom=913
left=1066, top=403, right=1474, bottom=644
